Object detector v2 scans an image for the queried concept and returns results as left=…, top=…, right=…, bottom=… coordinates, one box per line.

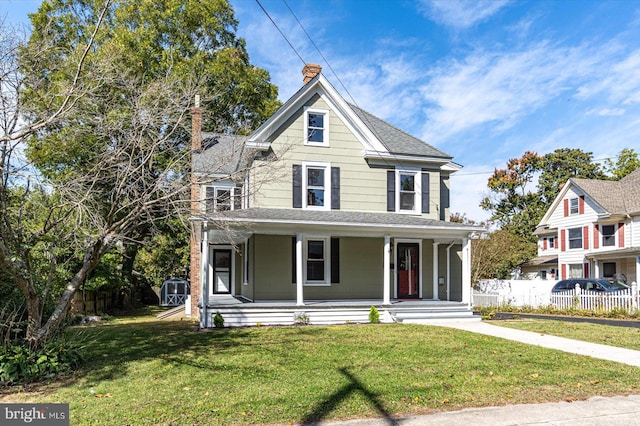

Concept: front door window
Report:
left=397, top=243, right=419, bottom=298
left=212, top=249, right=231, bottom=294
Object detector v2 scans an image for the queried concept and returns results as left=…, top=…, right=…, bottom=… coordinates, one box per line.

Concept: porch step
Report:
left=156, top=305, right=186, bottom=320
left=203, top=304, right=477, bottom=327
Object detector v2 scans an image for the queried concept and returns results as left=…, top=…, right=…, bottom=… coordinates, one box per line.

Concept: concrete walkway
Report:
left=301, top=320, right=640, bottom=426
left=432, top=320, right=640, bottom=368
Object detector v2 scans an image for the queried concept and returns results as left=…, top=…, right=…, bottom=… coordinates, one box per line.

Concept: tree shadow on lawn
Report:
left=300, top=367, right=399, bottom=425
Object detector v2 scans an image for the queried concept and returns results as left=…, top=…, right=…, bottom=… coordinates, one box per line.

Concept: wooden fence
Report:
left=71, top=290, right=118, bottom=315
left=550, top=283, right=639, bottom=312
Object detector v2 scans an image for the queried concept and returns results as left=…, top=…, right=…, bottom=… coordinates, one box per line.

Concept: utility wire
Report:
left=255, top=0, right=306, bottom=66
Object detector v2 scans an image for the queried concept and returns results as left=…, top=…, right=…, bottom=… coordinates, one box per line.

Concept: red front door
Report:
left=397, top=243, right=419, bottom=298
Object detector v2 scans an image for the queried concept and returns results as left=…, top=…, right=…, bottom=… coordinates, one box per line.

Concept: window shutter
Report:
left=560, top=229, right=566, bottom=251
left=233, top=187, right=242, bottom=210
left=583, top=226, right=589, bottom=250
left=579, top=195, right=585, bottom=214
left=583, top=262, right=589, bottom=278
left=421, top=172, right=430, bottom=213
left=593, top=225, right=599, bottom=249
left=292, top=165, right=302, bottom=208
left=331, top=237, right=340, bottom=284
left=618, top=223, right=625, bottom=247
left=439, top=176, right=450, bottom=220
left=561, top=264, right=566, bottom=280
left=205, top=187, right=216, bottom=214
left=331, top=167, right=340, bottom=210
left=563, top=199, right=569, bottom=217
left=387, top=171, right=395, bottom=211
left=543, top=238, right=547, bottom=250
left=291, top=236, right=297, bottom=284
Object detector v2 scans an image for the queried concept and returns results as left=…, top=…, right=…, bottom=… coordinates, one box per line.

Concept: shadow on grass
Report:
left=301, top=367, right=398, bottom=425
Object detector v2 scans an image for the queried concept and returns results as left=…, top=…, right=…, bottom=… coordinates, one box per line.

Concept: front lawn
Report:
left=2, top=317, right=640, bottom=425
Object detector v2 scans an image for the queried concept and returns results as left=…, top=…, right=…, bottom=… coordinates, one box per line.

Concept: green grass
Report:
left=489, top=318, right=640, bottom=351
left=2, top=316, right=640, bottom=425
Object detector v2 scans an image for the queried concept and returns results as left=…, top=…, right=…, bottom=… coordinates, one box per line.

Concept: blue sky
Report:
left=4, top=0, right=640, bottom=222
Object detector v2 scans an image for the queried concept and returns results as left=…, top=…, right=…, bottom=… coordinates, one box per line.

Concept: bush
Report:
left=368, top=306, right=379, bottom=323
left=0, top=339, right=83, bottom=385
left=213, top=311, right=224, bottom=328
left=293, top=311, right=310, bottom=325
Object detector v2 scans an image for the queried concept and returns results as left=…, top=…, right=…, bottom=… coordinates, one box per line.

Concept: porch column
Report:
left=462, top=237, right=471, bottom=307
left=636, top=256, right=640, bottom=285
left=446, top=242, right=455, bottom=301
left=594, top=259, right=600, bottom=279
left=432, top=242, right=440, bottom=300
left=201, top=226, right=209, bottom=328
left=383, top=235, right=391, bottom=304
left=296, top=233, right=304, bottom=306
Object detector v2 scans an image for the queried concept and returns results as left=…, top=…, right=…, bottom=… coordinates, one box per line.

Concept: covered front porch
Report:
left=588, top=248, right=640, bottom=284
left=196, top=208, right=484, bottom=327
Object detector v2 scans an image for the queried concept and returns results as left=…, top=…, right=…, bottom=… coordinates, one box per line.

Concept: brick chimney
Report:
left=302, top=63, right=322, bottom=84
left=189, top=95, right=202, bottom=321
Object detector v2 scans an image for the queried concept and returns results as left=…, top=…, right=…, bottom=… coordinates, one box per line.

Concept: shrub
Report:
left=213, top=311, right=224, bottom=328
left=0, top=339, right=83, bottom=385
left=293, top=311, right=310, bottom=325
left=368, top=306, right=379, bottom=323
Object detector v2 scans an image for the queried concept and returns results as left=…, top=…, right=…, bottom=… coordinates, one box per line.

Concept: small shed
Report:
left=159, top=278, right=190, bottom=306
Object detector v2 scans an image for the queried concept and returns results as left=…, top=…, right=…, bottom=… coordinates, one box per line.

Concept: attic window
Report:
left=569, top=198, right=579, bottom=214
left=304, top=108, right=329, bottom=146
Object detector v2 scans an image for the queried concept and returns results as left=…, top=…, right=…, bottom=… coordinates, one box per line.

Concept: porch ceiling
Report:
left=585, top=247, right=640, bottom=260
left=198, top=208, right=483, bottom=239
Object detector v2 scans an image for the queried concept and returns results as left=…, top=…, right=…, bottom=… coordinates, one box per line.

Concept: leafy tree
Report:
left=1, top=0, right=281, bottom=348
left=471, top=229, right=536, bottom=282
left=605, top=148, right=640, bottom=180
left=482, top=148, right=605, bottom=240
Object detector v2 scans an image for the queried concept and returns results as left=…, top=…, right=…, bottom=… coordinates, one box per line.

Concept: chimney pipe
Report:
left=191, top=95, right=202, bottom=151
left=302, top=63, right=322, bottom=84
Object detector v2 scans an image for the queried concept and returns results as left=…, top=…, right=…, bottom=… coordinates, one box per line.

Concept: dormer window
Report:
left=304, top=108, right=329, bottom=146
left=204, top=185, right=241, bottom=213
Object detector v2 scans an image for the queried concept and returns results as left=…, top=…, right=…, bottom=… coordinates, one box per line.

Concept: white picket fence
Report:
left=473, top=279, right=640, bottom=313
left=550, top=283, right=639, bottom=311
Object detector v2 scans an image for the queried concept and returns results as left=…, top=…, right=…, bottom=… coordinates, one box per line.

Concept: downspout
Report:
left=446, top=241, right=455, bottom=301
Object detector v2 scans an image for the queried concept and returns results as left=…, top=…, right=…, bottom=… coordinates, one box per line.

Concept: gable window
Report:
left=205, top=186, right=241, bottom=213
left=601, top=224, right=615, bottom=247
left=568, top=227, right=582, bottom=249
left=569, top=198, right=579, bottom=214
left=304, top=108, right=329, bottom=146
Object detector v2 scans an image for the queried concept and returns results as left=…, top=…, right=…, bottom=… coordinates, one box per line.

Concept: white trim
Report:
left=296, top=234, right=304, bottom=305
left=304, top=107, right=330, bottom=147
left=393, top=239, right=423, bottom=299
left=303, top=236, right=331, bottom=286
left=432, top=242, right=439, bottom=301
left=395, top=168, right=422, bottom=214
left=383, top=235, right=391, bottom=304
left=242, top=238, right=249, bottom=286
left=202, top=183, right=240, bottom=213
left=302, top=161, right=331, bottom=211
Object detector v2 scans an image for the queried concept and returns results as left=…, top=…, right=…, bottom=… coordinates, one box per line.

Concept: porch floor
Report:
left=206, top=295, right=467, bottom=309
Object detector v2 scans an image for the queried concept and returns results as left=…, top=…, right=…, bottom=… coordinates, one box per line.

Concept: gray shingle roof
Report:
left=571, top=168, right=640, bottom=215
left=193, top=133, right=250, bottom=176
left=202, top=208, right=481, bottom=230
left=349, top=104, right=452, bottom=159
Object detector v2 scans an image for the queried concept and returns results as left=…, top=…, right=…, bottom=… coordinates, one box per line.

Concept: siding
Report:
left=249, top=95, right=442, bottom=218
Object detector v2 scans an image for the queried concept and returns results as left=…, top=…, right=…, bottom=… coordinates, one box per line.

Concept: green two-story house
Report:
left=189, top=64, right=483, bottom=327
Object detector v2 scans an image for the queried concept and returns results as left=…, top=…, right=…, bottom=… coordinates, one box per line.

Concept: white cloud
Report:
left=419, top=0, right=510, bottom=29
left=586, top=108, right=626, bottom=116
left=576, top=49, right=640, bottom=106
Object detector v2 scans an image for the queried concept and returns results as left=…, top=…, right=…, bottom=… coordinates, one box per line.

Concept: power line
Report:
left=255, top=0, right=306, bottom=66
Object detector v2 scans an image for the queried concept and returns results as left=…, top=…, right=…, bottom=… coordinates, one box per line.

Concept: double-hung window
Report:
left=548, top=237, right=555, bottom=248
left=601, top=224, right=615, bottom=247
left=568, top=227, right=582, bottom=249
left=304, top=108, right=329, bottom=146
left=569, top=198, right=579, bottom=214
left=305, top=237, right=329, bottom=284
left=303, top=162, right=330, bottom=210
left=396, top=170, right=421, bottom=214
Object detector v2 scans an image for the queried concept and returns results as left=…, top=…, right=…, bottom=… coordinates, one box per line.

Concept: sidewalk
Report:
left=305, top=320, right=640, bottom=425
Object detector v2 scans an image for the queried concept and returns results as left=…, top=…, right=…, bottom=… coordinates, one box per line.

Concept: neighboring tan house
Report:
left=530, top=169, right=640, bottom=283
left=189, top=64, right=484, bottom=327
